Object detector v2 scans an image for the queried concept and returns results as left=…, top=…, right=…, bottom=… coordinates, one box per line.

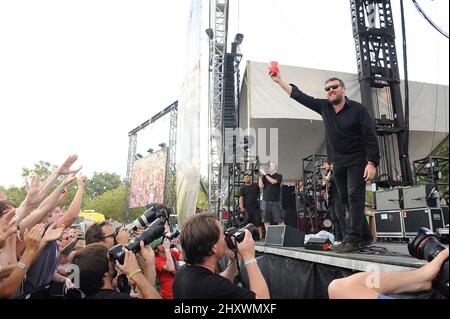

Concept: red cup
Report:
left=269, top=61, right=279, bottom=77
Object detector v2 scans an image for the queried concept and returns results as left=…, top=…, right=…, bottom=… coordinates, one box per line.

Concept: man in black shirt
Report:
left=239, top=170, right=264, bottom=238
left=259, top=161, right=283, bottom=231
left=173, top=213, right=270, bottom=299
left=271, top=71, right=379, bottom=253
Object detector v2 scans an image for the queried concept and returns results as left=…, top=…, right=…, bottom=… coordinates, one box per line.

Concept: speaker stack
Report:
left=374, top=184, right=446, bottom=239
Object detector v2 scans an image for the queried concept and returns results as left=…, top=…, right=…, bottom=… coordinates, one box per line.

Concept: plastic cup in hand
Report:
left=269, top=61, right=279, bottom=77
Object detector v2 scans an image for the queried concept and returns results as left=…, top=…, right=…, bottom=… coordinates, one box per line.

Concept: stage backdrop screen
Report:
left=130, top=150, right=167, bottom=208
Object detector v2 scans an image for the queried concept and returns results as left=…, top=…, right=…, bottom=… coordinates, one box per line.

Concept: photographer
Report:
left=72, top=243, right=161, bottom=299
left=328, top=248, right=448, bottom=299
left=172, top=213, right=270, bottom=299
left=85, top=221, right=130, bottom=249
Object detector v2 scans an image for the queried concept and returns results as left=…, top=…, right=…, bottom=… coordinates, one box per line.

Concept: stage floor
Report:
left=255, top=241, right=433, bottom=272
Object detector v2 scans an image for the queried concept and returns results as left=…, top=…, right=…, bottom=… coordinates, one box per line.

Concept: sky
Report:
left=0, top=0, right=448, bottom=187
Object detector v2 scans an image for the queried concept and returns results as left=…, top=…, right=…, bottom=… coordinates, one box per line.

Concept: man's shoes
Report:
left=329, top=242, right=359, bottom=253
left=358, top=237, right=377, bottom=249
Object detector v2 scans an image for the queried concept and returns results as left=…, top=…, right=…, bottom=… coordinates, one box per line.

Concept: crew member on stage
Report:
left=239, top=170, right=264, bottom=239
left=323, top=160, right=347, bottom=243
left=271, top=70, right=379, bottom=253
left=259, top=161, right=283, bottom=231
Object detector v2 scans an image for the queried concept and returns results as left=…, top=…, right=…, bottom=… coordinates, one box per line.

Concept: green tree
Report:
left=86, top=172, right=123, bottom=199
left=22, top=161, right=57, bottom=183
left=4, top=186, right=27, bottom=206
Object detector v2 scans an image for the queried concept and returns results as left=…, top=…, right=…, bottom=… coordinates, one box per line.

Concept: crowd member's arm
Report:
left=39, top=155, right=81, bottom=201
left=58, top=175, right=87, bottom=229
left=328, top=248, right=449, bottom=299
left=136, top=241, right=157, bottom=287
left=13, top=156, right=80, bottom=224
left=116, top=250, right=161, bottom=299
left=36, top=222, right=65, bottom=254
left=0, top=224, right=46, bottom=299
left=237, top=230, right=270, bottom=299
left=0, top=210, right=17, bottom=250
left=19, top=174, right=76, bottom=236
left=52, top=272, right=75, bottom=289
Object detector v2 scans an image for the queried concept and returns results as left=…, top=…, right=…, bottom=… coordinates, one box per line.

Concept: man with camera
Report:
left=271, top=69, right=379, bottom=253
left=173, top=213, right=270, bottom=299
left=72, top=243, right=161, bottom=299
left=85, top=221, right=130, bottom=249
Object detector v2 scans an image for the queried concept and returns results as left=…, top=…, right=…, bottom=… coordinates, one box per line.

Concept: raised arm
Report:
left=0, top=224, right=46, bottom=299
left=19, top=175, right=76, bottom=235
left=59, top=175, right=87, bottom=229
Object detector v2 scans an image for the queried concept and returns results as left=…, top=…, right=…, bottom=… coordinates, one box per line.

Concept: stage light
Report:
left=234, top=33, right=244, bottom=45
left=136, top=153, right=143, bottom=158
left=205, top=28, right=214, bottom=40
left=147, top=148, right=154, bottom=154
left=159, top=143, right=167, bottom=148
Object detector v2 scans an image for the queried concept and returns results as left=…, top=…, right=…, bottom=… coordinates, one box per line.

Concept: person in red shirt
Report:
left=154, top=237, right=183, bottom=299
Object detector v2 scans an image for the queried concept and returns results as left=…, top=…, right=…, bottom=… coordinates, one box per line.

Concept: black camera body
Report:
left=224, top=223, right=259, bottom=250
left=408, top=227, right=449, bottom=298
left=109, top=217, right=166, bottom=264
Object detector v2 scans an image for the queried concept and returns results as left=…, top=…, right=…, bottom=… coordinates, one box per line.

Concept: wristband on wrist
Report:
left=244, top=258, right=257, bottom=266
left=128, top=268, right=143, bottom=279
left=16, top=261, right=29, bottom=270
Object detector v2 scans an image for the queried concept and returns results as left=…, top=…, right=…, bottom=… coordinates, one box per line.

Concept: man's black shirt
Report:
left=290, top=84, right=380, bottom=168
left=173, top=265, right=256, bottom=299
left=262, top=173, right=282, bottom=201
left=239, top=183, right=260, bottom=209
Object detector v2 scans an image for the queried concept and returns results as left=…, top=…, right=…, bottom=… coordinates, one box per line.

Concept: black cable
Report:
left=411, top=0, right=449, bottom=39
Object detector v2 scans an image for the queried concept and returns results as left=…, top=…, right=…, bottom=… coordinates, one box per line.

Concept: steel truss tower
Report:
left=208, top=0, right=230, bottom=215
left=351, top=0, right=413, bottom=187
left=122, top=102, right=178, bottom=223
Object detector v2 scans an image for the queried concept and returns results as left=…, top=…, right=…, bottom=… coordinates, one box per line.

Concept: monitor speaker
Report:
left=265, top=225, right=305, bottom=247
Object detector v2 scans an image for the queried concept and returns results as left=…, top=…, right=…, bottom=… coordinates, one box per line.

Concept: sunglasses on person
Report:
left=101, top=233, right=116, bottom=240
left=324, top=84, right=341, bottom=92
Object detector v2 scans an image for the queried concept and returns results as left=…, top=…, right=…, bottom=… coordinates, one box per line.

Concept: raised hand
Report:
left=24, top=175, right=46, bottom=208
left=57, top=155, right=82, bottom=176
left=136, top=241, right=155, bottom=268
left=76, top=175, right=88, bottom=188
left=60, top=173, right=77, bottom=188
left=42, top=222, right=65, bottom=243
left=0, top=210, right=18, bottom=248
left=24, top=223, right=46, bottom=254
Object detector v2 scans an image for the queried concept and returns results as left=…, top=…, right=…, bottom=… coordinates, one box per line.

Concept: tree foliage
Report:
left=86, top=172, right=123, bottom=199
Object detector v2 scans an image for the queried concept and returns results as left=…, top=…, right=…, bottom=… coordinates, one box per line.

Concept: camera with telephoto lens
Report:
left=408, top=227, right=449, bottom=298
left=224, top=223, right=260, bottom=250
left=109, top=205, right=170, bottom=264
left=125, top=203, right=168, bottom=232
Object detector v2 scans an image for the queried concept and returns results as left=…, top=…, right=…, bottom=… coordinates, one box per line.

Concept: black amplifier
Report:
left=374, top=210, right=403, bottom=238
left=402, top=208, right=444, bottom=237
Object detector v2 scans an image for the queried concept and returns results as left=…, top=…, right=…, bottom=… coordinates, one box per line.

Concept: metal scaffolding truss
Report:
left=122, top=102, right=178, bottom=223
left=350, top=0, right=412, bottom=187
left=164, top=103, right=178, bottom=212
left=208, top=0, right=230, bottom=215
